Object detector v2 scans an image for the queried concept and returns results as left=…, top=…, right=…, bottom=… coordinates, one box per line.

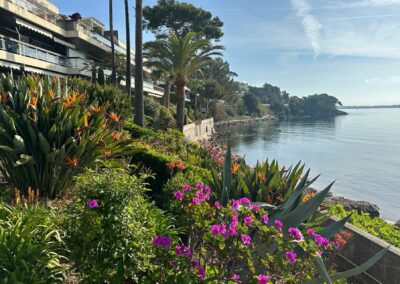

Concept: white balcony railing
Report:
left=0, top=34, right=88, bottom=69
left=6, top=0, right=58, bottom=24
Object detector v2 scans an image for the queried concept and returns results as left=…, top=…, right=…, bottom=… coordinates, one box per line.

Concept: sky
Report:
left=51, top=0, right=400, bottom=105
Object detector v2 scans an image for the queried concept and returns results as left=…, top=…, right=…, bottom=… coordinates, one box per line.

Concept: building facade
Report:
left=0, top=0, right=164, bottom=97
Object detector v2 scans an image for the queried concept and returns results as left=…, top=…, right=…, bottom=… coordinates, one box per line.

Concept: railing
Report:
left=0, top=34, right=88, bottom=69
left=6, top=0, right=58, bottom=24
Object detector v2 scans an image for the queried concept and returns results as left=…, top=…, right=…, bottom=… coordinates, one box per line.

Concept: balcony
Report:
left=0, top=34, right=88, bottom=71
left=6, top=0, right=58, bottom=24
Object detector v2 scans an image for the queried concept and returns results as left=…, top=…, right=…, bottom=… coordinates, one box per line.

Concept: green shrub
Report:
left=64, top=168, right=167, bottom=283
left=0, top=74, right=129, bottom=198
left=67, top=77, right=131, bottom=120
left=130, top=148, right=211, bottom=204
left=0, top=201, right=66, bottom=283
left=328, top=204, right=400, bottom=248
left=124, top=121, right=158, bottom=139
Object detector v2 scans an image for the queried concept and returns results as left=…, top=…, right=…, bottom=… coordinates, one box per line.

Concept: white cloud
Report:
left=325, top=0, right=400, bottom=8
left=365, top=75, right=400, bottom=84
left=291, top=0, right=322, bottom=57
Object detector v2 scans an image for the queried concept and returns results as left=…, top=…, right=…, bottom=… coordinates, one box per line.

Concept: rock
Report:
left=395, top=220, right=400, bottom=229
left=325, top=196, right=380, bottom=218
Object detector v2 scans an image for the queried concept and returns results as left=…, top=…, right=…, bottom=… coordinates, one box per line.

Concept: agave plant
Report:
left=0, top=73, right=131, bottom=198
left=219, top=144, right=388, bottom=283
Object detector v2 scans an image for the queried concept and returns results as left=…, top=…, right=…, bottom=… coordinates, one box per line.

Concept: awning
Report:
left=15, top=18, right=53, bottom=38
left=0, top=60, right=21, bottom=70
left=53, top=37, right=75, bottom=49
left=24, top=66, right=64, bottom=77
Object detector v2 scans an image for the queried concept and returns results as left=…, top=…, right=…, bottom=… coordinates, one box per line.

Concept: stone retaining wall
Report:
left=329, top=216, right=400, bottom=284
left=183, top=118, right=214, bottom=141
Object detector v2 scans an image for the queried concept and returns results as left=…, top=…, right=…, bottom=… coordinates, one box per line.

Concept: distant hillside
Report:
left=339, top=105, right=400, bottom=109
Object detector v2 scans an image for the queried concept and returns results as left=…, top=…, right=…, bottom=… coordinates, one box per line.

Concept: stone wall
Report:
left=183, top=118, right=214, bottom=141
left=328, top=216, right=400, bottom=284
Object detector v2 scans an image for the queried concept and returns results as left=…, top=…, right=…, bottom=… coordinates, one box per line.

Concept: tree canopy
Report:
left=143, top=0, right=224, bottom=40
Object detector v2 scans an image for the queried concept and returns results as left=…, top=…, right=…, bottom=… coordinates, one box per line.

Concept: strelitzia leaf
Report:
left=221, top=142, right=232, bottom=206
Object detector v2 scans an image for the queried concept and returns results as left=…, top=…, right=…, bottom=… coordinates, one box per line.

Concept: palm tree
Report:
left=109, top=0, right=117, bottom=86
left=145, top=32, right=222, bottom=131
left=134, top=0, right=144, bottom=127
left=124, top=0, right=132, bottom=98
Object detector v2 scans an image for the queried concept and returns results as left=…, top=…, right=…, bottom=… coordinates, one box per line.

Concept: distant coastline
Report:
left=339, top=105, right=400, bottom=109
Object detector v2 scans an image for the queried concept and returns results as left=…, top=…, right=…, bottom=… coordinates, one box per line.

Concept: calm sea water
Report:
left=230, top=108, right=400, bottom=221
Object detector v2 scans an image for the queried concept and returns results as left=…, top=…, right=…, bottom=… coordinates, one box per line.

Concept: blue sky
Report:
left=52, top=0, right=400, bottom=105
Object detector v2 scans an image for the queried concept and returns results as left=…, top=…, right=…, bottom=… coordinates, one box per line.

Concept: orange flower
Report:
left=90, top=105, right=101, bottom=114
left=111, top=132, right=121, bottom=141
left=48, top=89, right=55, bottom=99
left=1, top=93, right=9, bottom=104
left=66, top=156, right=78, bottom=167
left=175, top=160, right=185, bottom=171
left=83, top=115, right=89, bottom=127
left=63, top=91, right=78, bottom=108
left=258, top=173, right=266, bottom=182
left=30, top=97, right=38, bottom=107
left=104, top=151, right=112, bottom=158
left=231, top=163, right=239, bottom=174
left=166, top=161, right=176, bottom=169
left=109, top=112, right=120, bottom=123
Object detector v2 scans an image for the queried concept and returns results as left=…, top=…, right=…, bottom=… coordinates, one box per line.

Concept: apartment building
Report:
left=0, top=0, right=164, bottom=97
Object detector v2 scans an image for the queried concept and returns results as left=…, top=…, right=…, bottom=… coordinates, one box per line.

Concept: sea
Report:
left=229, top=108, right=400, bottom=221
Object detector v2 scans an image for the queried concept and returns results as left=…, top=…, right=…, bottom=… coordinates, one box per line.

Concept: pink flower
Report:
left=285, top=250, right=297, bottom=264
left=257, top=274, right=270, bottom=284
left=232, top=200, right=240, bottom=210
left=192, top=197, right=201, bottom=205
left=314, top=234, right=330, bottom=249
left=182, top=184, right=192, bottom=191
left=175, top=244, right=192, bottom=257
left=239, top=197, right=251, bottom=205
left=252, top=204, right=261, bottom=212
left=232, top=273, right=241, bottom=283
left=87, top=199, right=99, bottom=208
left=198, top=266, right=205, bottom=280
left=228, top=223, right=238, bottom=237
left=307, top=228, right=315, bottom=236
left=288, top=227, right=302, bottom=240
left=196, top=183, right=204, bottom=190
left=220, top=223, right=227, bottom=236
left=244, top=216, right=253, bottom=225
left=204, top=186, right=211, bottom=195
left=275, top=219, right=283, bottom=231
left=174, top=191, right=184, bottom=201
left=316, top=250, right=323, bottom=257
left=211, top=225, right=221, bottom=236
left=152, top=236, right=171, bottom=249
left=214, top=201, right=220, bottom=209
left=192, top=258, right=199, bottom=268
left=241, top=234, right=251, bottom=246
left=262, top=215, right=269, bottom=224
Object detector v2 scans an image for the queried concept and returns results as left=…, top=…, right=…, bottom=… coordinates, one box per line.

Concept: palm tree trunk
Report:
left=134, top=0, right=144, bottom=127
left=176, top=82, right=186, bottom=131
left=163, top=81, right=171, bottom=107
left=109, top=0, right=117, bottom=86
left=124, top=0, right=131, bottom=98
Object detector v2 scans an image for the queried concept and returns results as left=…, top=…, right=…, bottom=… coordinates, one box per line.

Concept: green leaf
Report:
left=314, top=256, right=332, bottom=284
left=318, top=214, right=352, bottom=239
left=38, top=132, right=50, bottom=154
left=0, top=145, right=15, bottom=153
left=281, top=182, right=334, bottom=230
left=221, top=142, right=232, bottom=206
left=13, top=135, right=25, bottom=153
left=304, top=248, right=389, bottom=283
